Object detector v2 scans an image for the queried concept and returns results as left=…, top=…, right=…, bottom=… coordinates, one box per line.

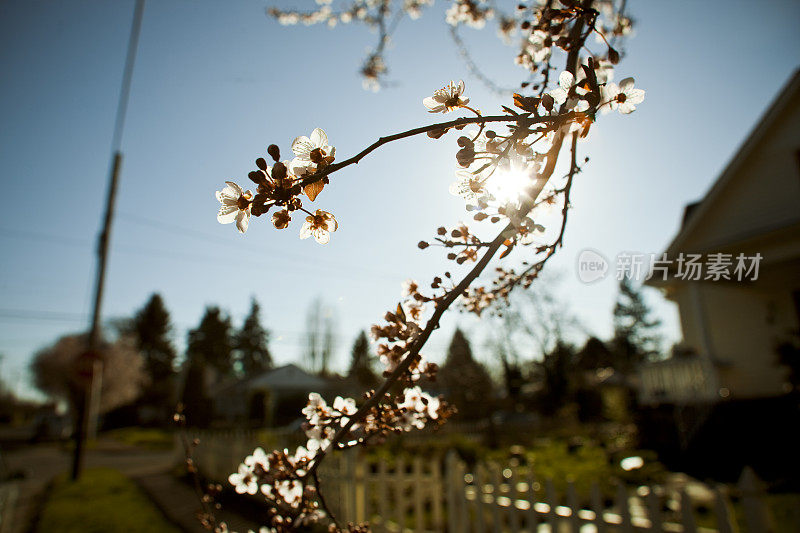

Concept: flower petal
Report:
left=626, top=88, right=645, bottom=105
left=619, top=77, right=634, bottom=92
left=559, top=71, right=574, bottom=90
left=299, top=221, right=313, bottom=239
left=217, top=205, right=237, bottom=224
left=236, top=210, right=250, bottom=233
left=313, top=229, right=330, bottom=244
left=309, top=128, right=328, bottom=147
left=291, top=136, right=313, bottom=158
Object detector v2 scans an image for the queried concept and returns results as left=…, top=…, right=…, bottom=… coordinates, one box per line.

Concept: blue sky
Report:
left=1, top=0, right=799, bottom=398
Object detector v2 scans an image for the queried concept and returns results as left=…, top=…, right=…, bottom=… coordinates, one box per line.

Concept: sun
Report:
left=485, top=164, right=537, bottom=205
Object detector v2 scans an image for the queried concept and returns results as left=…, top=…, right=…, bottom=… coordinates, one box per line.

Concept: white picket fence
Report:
left=187, top=431, right=773, bottom=532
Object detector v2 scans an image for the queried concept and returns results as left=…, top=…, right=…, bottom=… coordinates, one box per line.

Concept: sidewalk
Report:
left=134, top=470, right=261, bottom=533
left=1, top=440, right=261, bottom=533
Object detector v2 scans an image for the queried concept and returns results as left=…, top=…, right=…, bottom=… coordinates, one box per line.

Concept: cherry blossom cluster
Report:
left=215, top=128, right=339, bottom=243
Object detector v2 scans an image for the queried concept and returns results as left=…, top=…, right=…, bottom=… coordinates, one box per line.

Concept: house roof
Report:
left=662, top=69, right=800, bottom=257
left=246, top=363, right=328, bottom=392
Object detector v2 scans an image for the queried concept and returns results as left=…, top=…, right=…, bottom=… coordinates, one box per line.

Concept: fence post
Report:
left=738, top=466, right=772, bottom=533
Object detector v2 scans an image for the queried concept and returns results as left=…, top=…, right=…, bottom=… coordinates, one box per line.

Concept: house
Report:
left=637, top=70, right=800, bottom=482
left=641, top=69, right=800, bottom=406
left=212, top=364, right=332, bottom=427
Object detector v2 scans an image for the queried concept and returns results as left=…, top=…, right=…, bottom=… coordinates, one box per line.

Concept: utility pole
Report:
left=72, top=0, right=145, bottom=480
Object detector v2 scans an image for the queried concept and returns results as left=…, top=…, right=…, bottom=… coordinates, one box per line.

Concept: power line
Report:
left=115, top=211, right=406, bottom=281
left=0, top=223, right=403, bottom=284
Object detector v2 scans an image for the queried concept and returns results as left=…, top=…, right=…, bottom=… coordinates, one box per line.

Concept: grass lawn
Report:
left=36, top=468, right=181, bottom=533
left=105, top=427, right=175, bottom=450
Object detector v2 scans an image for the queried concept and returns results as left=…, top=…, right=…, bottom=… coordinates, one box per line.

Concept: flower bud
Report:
left=456, top=148, right=475, bottom=167
left=267, top=144, right=281, bottom=162
left=255, top=157, right=268, bottom=171
left=272, top=162, right=287, bottom=181
left=456, top=136, right=474, bottom=150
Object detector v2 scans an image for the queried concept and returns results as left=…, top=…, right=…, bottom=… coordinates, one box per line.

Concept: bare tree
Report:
left=304, top=297, right=338, bottom=376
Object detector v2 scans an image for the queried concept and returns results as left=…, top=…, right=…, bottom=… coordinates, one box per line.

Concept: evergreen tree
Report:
left=612, top=277, right=662, bottom=370
left=347, top=331, right=378, bottom=387
left=180, top=306, right=234, bottom=426
left=439, top=328, right=494, bottom=420
left=130, top=294, right=177, bottom=422
left=538, top=340, right=577, bottom=416
left=180, top=357, right=212, bottom=428
left=186, top=306, right=235, bottom=377
left=235, top=298, right=273, bottom=377
left=576, top=336, right=614, bottom=371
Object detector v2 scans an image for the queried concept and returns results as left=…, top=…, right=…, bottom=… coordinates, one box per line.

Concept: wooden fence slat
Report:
left=739, top=466, right=771, bottom=533
left=490, top=464, right=503, bottom=532
left=473, top=464, right=486, bottom=533
left=646, top=486, right=664, bottom=533
left=545, top=478, right=558, bottom=533
left=455, top=459, right=468, bottom=533
left=509, top=466, right=521, bottom=533
left=432, top=456, right=443, bottom=531
left=567, top=480, right=580, bottom=533
left=413, top=457, right=424, bottom=532
left=591, top=482, right=606, bottom=533
left=446, top=452, right=458, bottom=533
left=616, top=482, right=633, bottom=533
left=679, top=487, right=697, bottom=533
left=713, top=485, right=734, bottom=533
left=355, top=451, right=366, bottom=523
left=395, top=458, right=406, bottom=533
left=527, top=470, right=540, bottom=533
left=378, top=458, right=389, bottom=532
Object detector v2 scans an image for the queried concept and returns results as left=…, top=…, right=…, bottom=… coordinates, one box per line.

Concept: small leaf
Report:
left=304, top=181, right=325, bottom=201
left=396, top=303, right=406, bottom=323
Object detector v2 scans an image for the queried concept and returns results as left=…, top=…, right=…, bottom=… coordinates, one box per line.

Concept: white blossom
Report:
left=228, top=463, right=258, bottom=495
left=215, top=181, right=252, bottom=233
left=290, top=128, right=335, bottom=176
left=299, top=209, right=338, bottom=244
left=423, top=80, right=469, bottom=113
left=603, top=77, right=645, bottom=114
